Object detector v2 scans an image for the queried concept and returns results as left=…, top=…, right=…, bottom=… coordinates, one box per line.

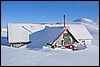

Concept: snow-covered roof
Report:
left=67, top=24, right=93, bottom=40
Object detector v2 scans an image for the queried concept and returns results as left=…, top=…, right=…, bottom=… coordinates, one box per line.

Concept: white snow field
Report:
left=1, top=20, right=99, bottom=66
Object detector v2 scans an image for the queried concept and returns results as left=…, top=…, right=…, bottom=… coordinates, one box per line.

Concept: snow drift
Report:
left=26, top=26, right=64, bottom=49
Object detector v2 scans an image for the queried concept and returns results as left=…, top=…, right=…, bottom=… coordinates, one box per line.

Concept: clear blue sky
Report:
left=1, top=1, right=99, bottom=28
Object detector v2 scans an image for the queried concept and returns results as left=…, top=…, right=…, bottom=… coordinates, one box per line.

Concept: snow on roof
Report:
left=26, top=26, right=64, bottom=49
left=67, top=24, right=93, bottom=40
left=27, top=24, right=93, bottom=49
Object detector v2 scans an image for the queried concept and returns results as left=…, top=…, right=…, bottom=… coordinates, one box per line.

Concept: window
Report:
left=63, top=33, right=68, bottom=39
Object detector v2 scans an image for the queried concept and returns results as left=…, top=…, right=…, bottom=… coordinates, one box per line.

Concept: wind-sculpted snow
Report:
left=73, top=18, right=99, bottom=29
left=26, top=26, right=64, bottom=49
left=1, top=44, right=99, bottom=66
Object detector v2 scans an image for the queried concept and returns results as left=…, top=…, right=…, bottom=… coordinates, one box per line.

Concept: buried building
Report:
left=53, top=15, right=93, bottom=50
left=7, top=15, right=93, bottom=50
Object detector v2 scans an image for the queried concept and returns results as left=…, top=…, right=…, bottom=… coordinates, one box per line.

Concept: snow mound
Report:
left=26, top=26, right=64, bottom=49
left=73, top=18, right=93, bottom=23
left=73, top=18, right=99, bottom=28
left=42, top=45, right=73, bottom=52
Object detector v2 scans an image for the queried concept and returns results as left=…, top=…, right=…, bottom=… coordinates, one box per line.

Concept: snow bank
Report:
left=1, top=44, right=99, bottom=66
left=26, top=26, right=64, bottom=49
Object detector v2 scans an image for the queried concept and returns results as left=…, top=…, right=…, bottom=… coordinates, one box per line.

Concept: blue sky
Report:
left=1, top=1, right=99, bottom=28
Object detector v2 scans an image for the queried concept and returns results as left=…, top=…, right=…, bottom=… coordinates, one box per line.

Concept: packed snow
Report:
left=27, top=26, right=64, bottom=49
left=1, top=19, right=99, bottom=66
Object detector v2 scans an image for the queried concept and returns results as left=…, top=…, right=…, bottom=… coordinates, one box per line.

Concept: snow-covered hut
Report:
left=7, top=15, right=93, bottom=48
left=42, top=15, right=93, bottom=50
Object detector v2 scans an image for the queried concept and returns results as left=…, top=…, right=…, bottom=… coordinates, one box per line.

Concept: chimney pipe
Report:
left=64, top=15, right=66, bottom=28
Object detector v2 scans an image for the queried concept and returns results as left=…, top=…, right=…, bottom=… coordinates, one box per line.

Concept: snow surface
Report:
left=1, top=20, right=99, bottom=66
left=73, top=18, right=99, bottom=29
left=1, top=44, right=99, bottom=66
left=27, top=26, right=64, bottom=49
left=67, top=24, right=93, bottom=39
